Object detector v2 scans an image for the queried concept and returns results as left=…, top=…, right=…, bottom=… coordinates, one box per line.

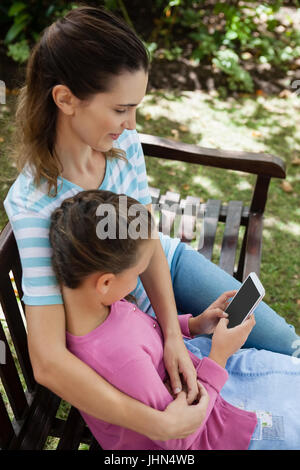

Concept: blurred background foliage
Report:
left=0, top=0, right=300, bottom=93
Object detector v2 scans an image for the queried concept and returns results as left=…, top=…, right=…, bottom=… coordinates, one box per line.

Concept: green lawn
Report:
left=136, top=89, right=300, bottom=334
left=1, top=90, right=300, bottom=336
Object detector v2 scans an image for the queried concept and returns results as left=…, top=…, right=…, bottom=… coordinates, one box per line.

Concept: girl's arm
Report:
left=110, top=355, right=223, bottom=451
left=25, top=303, right=204, bottom=441
left=140, top=206, right=198, bottom=403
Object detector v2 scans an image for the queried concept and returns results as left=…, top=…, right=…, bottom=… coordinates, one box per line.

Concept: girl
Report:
left=49, top=189, right=300, bottom=450
left=3, top=5, right=299, bottom=440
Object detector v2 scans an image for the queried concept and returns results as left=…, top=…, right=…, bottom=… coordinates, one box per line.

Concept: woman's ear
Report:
left=52, top=84, right=77, bottom=116
left=95, top=273, right=115, bottom=296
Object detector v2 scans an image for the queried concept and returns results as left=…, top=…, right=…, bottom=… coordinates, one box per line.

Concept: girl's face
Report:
left=71, top=69, right=148, bottom=153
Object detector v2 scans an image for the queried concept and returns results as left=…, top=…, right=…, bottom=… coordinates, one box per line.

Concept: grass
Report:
left=136, top=89, right=300, bottom=334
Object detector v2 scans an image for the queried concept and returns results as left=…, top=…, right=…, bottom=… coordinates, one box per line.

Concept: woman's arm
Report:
left=25, top=303, right=203, bottom=440
left=141, top=204, right=198, bottom=404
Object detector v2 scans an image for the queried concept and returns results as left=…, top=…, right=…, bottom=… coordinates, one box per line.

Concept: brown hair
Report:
left=49, top=190, right=155, bottom=290
left=12, top=4, right=150, bottom=197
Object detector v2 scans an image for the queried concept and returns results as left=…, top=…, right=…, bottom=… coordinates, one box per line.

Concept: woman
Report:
left=4, top=5, right=299, bottom=441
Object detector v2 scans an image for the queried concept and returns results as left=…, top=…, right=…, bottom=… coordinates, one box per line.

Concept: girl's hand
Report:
left=209, top=314, right=256, bottom=367
left=188, top=290, right=237, bottom=336
left=161, top=381, right=210, bottom=440
left=163, top=335, right=198, bottom=405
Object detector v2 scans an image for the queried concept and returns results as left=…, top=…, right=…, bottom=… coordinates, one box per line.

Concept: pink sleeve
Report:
left=112, top=355, right=200, bottom=450
left=177, top=314, right=193, bottom=338
left=112, top=354, right=228, bottom=450
left=193, top=357, right=229, bottom=442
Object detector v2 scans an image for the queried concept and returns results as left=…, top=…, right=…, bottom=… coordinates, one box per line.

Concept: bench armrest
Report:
left=140, top=133, right=286, bottom=179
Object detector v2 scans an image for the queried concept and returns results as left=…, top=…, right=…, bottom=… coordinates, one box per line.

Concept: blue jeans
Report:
left=171, top=242, right=299, bottom=356
left=185, top=336, right=300, bottom=450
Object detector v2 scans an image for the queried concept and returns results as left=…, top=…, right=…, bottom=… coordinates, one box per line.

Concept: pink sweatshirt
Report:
left=66, top=299, right=257, bottom=450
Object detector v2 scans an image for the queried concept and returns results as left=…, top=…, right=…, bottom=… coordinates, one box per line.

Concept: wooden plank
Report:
left=89, top=437, right=102, bottom=451
left=56, top=406, right=87, bottom=450
left=177, top=196, right=200, bottom=243
left=0, top=319, right=29, bottom=421
left=219, top=203, right=249, bottom=226
left=0, top=274, right=35, bottom=393
left=149, top=186, right=160, bottom=206
left=158, top=191, right=180, bottom=237
left=219, top=201, right=243, bottom=275
left=10, top=385, right=61, bottom=450
left=241, top=213, right=263, bottom=280
left=0, top=224, right=17, bottom=270
left=0, top=393, right=15, bottom=449
left=250, top=175, right=271, bottom=214
left=198, top=200, right=221, bottom=260
left=141, top=133, right=286, bottom=178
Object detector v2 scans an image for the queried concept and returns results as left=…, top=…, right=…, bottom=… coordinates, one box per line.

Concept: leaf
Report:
left=8, top=2, right=26, bottom=17
left=144, top=113, right=152, bottom=121
left=251, top=130, right=262, bottom=137
left=281, top=181, right=293, bottom=193
left=5, top=19, right=28, bottom=43
left=171, top=129, right=179, bottom=140
left=297, top=299, right=300, bottom=306
left=279, top=89, right=292, bottom=98
left=0, top=137, right=4, bottom=143
left=291, top=158, right=300, bottom=166
left=179, top=125, right=188, bottom=132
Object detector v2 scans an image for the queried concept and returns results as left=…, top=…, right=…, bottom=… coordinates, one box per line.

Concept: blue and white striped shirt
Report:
left=4, top=129, right=180, bottom=315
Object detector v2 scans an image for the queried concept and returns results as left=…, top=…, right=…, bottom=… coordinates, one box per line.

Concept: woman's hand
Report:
left=163, top=334, right=198, bottom=405
left=209, top=314, right=256, bottom=368
left=160, top=381, right=210, bottom=440
left=188, top=290, right=237, bottom=336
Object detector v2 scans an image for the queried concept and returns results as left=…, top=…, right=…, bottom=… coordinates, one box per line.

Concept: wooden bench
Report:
left=0, top=134, right=286, bottom=450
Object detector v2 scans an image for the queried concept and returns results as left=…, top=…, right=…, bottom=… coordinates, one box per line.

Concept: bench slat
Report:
left=89, top=438, right=102, bottom=450
left=241, top=212, right=263, bottom=280
left=0, top=393, right=15, bottom=449
left=177, top=196, right=201, bottom=243
left=0, top=273, right=35, bottom=392
left=219, top=201, right=243, bottom=275
left=158, top=191, right=180, bottom=237
left=149, top=186, right=160, bottom=206
left=56, top=406, right=88, bottom=450
left=198, top=199, right=221, bottom=259
left=0, top=320, right=29, bottom=420
left=10, top=385, right=61, bottom=450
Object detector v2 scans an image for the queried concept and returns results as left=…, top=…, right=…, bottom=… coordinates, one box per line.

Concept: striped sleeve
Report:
left=9, top=211, right=63, bottom=306
left=132, top=130, right=152, bottom=206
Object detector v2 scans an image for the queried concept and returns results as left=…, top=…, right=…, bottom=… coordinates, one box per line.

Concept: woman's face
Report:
left=70, top=69, right=148, bottom=153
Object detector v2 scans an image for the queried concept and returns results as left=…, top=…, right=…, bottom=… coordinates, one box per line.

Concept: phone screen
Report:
left=225, top=277, right=261, bottom=328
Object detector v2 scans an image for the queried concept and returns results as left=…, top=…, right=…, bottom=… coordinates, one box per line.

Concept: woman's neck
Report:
left=62, top=284, right=110, bottom=336
left=54, top=116, right=107, bottom=190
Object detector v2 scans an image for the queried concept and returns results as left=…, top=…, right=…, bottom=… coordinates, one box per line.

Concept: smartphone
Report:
left=225, top=272, right=265, bottom=329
